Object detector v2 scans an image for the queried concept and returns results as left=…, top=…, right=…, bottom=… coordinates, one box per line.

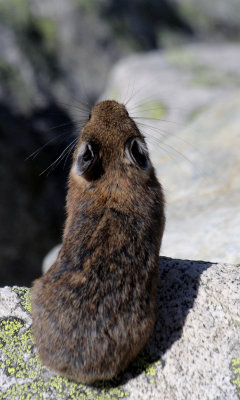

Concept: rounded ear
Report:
left=125, top=137, right=150, bottom=170
left=75, top=141, right=96, bottom=176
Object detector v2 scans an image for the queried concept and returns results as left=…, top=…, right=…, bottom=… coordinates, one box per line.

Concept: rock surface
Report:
left=0, top=257, right=239, bottom=399
left=173, top=0, right=240, bottom=40
left=102, top=43, right=240, bottom=264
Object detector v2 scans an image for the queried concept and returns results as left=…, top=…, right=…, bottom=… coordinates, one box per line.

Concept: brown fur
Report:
left=31, top=100, right=165, bottom=383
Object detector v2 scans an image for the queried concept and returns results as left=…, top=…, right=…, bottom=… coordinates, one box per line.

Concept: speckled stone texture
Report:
left=0, top=257, right=239, bottom=399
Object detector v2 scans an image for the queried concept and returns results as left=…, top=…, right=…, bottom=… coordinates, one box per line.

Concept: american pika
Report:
left=31, top=100, right=165, bottom=383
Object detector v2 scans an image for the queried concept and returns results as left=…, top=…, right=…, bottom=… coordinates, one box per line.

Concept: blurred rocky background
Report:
left=0, top=0, right=239, bottom=286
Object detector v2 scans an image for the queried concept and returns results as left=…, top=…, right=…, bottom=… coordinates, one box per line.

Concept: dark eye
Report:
left=82, top=145, right=93, bottom=162
left=125, top=137, right=150, bottom=170
left=75, top=141, right=104, bottom=181
left=88, top=112, right=92, bottom=120
left=75, top=142, right=95, bottom=175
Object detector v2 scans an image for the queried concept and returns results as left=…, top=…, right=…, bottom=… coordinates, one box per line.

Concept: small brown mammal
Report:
left=31, top=100, right=165, bottom=383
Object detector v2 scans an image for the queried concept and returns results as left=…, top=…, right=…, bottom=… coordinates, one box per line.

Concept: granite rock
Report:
left=174, top=0, right=240, bottom=40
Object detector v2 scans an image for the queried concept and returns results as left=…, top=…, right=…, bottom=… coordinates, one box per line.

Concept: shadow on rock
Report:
left=146, top=257, right=212, bottom=361
left=98, top=256, right=212, bottom=387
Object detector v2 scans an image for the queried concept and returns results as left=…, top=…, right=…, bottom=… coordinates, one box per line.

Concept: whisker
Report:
left=128, top=105, right=167, bottom=113
left=132, top=116, right=177, bottom=124
left=136, top=122, right=203, bottom=172
left=130, top=101, right=190, bottom=114
left=146, top=134, right=196, bottom=168
left=124, top=78, right=137, bottom=107
left=143, top=136, right=175, bottom=160
left=136, top=120, right=202, bottom=152
left=124, top=79, right=159, bottom=108
left=127, top=93, right=166, bottom=111
left=63, top=141, right=78, bottom=169
left=128, top=98, right=163, bottom=112
left=136, top=121, right=175, bottom=138
left=39, top=137, right=78, bottom=176
left=124, top=74, right=169, bottom=108
left=25, top=131, right=73, bottom=161
left=46, top=138, right=78, bottom=176
left=123, top=78, right=134, bottom=106
left=56, top=100, right=91, bottom=116
left=45, top=120, right=76, bottom=133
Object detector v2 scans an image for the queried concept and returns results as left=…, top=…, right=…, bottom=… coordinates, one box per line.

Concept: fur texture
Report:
left=31, top=100, right=165, bottom=383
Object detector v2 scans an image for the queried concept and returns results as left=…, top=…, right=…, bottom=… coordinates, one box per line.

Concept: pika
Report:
left=31, top=100, right=165, bottom=384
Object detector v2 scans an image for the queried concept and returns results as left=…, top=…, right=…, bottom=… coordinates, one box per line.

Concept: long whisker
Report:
left=128, top=105, right=167, bottom=113
left=25, top=131, right=73, bottom=161
left=136, top=120, right=201, bottom=151
left=136, top=122, right=201, bottom=170
left=124, top=74, right=169, bottom=108
left=39, top=137, right=78, bottom=176
left=63, top=141, right=78, bottom=170
left=124, top=77, right=138, bottom=106
left=136, top=121, right=174, bottom=138
left=123, top=78, right=134, bottom=105
left=132, top=116, right=177, bottom=124
left=56, top=100, right=90, bottom=114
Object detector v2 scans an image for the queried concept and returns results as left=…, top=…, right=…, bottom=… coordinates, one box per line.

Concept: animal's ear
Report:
left=75, top=141, right=97, bottom=175
left=125, top=137, right=150, bottom=170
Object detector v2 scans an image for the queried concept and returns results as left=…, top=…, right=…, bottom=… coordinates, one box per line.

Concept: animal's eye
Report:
left=88, top=113, right=92, bottom=120
left=125, top=137, right=150, bottom=170
left=75, top=141, right=104, bottom=181
left=75, top=142, right=95, bottom=175
left=82, top=145, right=93, bottom=162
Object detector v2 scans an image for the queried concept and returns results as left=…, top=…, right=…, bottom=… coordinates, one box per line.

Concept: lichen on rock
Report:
left=0, top=287, right=159, bottom=399
left=231, top=357, right=240, bottom=398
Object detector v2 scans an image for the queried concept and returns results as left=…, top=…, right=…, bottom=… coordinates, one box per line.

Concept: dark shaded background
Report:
left=0, top=0, right=239, bottom=286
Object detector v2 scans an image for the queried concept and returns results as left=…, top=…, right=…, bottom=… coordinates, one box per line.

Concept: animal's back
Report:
left=32, top=201, right=162, bottom=382
left=31, top=100, right=165, bottom=383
